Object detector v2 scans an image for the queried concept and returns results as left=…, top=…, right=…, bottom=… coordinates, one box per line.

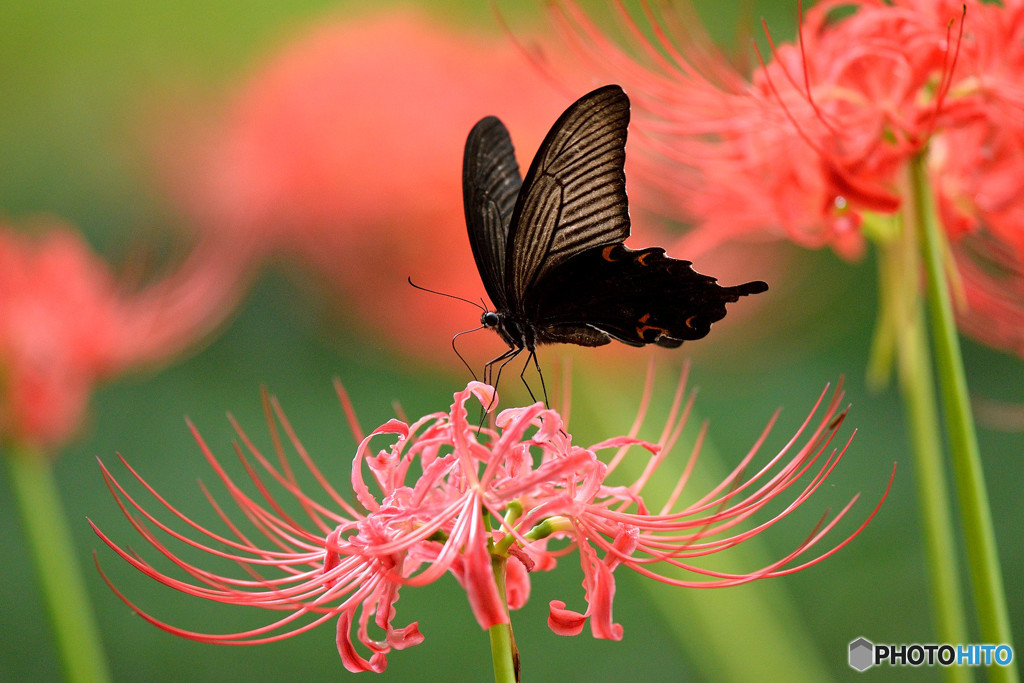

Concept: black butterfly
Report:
left=463, top=84, right=767, bottom=399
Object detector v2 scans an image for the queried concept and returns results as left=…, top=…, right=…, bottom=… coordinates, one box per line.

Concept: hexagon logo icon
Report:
left=849, top=637, right=874, bottom=672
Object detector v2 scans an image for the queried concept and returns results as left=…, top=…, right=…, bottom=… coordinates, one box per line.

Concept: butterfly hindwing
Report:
left=526, top=244, right=769, bottom=348
left=505, top=85, right=631, bottom=307
left=463, top=116, right=523, bottom=311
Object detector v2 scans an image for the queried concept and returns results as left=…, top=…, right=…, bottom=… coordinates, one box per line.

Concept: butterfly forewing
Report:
left=505, top=85, right=631, bottom=306
left=463, top=116, right=523, bottom=311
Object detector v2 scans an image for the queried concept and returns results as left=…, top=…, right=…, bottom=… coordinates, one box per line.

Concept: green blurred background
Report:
left=1, top=1, right=1021, bottom=680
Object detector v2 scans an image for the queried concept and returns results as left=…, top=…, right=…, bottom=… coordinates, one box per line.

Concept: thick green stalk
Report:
left=911, top=154, right=1018, bottom=681
left=488, top=555, right=518, bottom=683
left=5, top=446, right=112, bottom=683
left=875, top=176, right=970, bottom=682
left=895, top=314, right=971, bottom=683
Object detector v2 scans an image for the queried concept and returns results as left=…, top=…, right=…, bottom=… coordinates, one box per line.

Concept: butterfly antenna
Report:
left=451, top=326, right=485, bottom=382
left=407, top=277, right=486, bottom=312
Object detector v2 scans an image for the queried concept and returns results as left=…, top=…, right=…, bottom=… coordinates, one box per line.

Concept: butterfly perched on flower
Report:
left=463, top=84, right=767, bottom=396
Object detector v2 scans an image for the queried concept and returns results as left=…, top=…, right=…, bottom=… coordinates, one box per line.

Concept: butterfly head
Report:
left=480, top=309, right=535, bottom=352
left=481, top=311, right=500, bottom=329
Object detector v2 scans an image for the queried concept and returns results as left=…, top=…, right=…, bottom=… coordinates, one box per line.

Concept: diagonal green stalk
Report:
left=910, top=154, right=1018, bottom=681
left=488, top=555, right=518, bottom=683
left=894, top=317, right=971, bottom=683
left=872, top=173, right=970, bottom=683
left=5, top=445, right=112, bottom=683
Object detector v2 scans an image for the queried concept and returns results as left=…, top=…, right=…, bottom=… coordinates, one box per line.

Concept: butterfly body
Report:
left=463, top=85, right=767, bottom=388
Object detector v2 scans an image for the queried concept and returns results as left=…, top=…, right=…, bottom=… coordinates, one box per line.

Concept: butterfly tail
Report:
left=724, top=280, right=769, bottom=300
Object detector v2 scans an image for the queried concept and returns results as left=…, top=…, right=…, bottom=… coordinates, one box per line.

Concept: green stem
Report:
left=878, top=210, right=970, bottom=681
left=5, top=446, right=112, bottom=683
left=911, top=154, right=1018, bottom=680
left=897, top=318, right=974, bottom=681
left=488, top=556, right=518, bottom=683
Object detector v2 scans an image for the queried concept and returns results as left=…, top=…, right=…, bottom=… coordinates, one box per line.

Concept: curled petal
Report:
left=352, top=418, right=410, bottom=512
left=389, top=622, right=425, bottom=651
left=548, top=600, right=587, bottom=637
left=465, top=381, right=497, bottom=412
left=586, top=562, right=623, bottom=641
left=576, top=534, right=624, bottom=641
left=504, top=554, right=532, bottom=610
left=336, top=611, right=387, bottom=673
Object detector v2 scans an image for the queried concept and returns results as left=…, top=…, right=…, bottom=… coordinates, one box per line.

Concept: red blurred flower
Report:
left=953, top=229, right=1024, bottom=358
left=0, top=218, right=247, bottom=451
left=161, top=9, right=570, bottom=364
left=92, top=374, right=890, bottom=671
left=546, top=0, right=1024, bottom=355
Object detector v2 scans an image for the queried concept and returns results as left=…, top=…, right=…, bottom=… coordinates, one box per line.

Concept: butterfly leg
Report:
left=520, top=348, right=550, bottom=408
left=473, top=346, right=522, bottom=431
left=490, top=348, right=523, bottom=398
left=481, top=345, right=523, bottom=422
left=484, top=346, right=521, bottom=390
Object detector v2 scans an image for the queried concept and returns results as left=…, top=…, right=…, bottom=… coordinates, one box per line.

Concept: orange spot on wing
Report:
left=635, top=312, right=668, bottom=340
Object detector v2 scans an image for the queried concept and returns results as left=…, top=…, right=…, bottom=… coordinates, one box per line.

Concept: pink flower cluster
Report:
left=0, top=225, right=124, bottom=447
left=0, top=220, right=246, bottom=450
left=93, top=375, right=889, bottom=672
left=547, top=0, right=1024, bottom=354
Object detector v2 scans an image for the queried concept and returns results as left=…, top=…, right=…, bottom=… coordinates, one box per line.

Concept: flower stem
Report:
left=5, top=445, right=112, bottom=683
left=895, top=325, right=972, bottom=681
left=876, top=173, right=969, bottom=683
left=488, top=555, right=518, bottom=683
left=911, top=154, right=1018, bottom=680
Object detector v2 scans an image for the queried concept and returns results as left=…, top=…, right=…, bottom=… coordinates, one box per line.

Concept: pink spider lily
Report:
left=0, top=217, right=249, bottom=683
left=540, top=0, right=1024, bottom=356
left=0, top=218, right=248, bottom=451
left=92, top=372, right=891, bottom=673
left=540, top=0, right=961, bottom=255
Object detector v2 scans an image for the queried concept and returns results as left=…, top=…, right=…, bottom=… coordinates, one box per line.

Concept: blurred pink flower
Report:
left=0, top=218, right=248, bottom=451
left=161, top=9, right=572, bottom=364
left=954, top=230, right=1024, bottom=358
left=93, top=374, right=890, bottom=671
left=546, top=0, right=1024, bottom=355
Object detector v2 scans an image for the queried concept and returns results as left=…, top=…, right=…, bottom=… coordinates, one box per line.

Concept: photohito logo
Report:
left=849, top=637, right=1014, bottom=671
